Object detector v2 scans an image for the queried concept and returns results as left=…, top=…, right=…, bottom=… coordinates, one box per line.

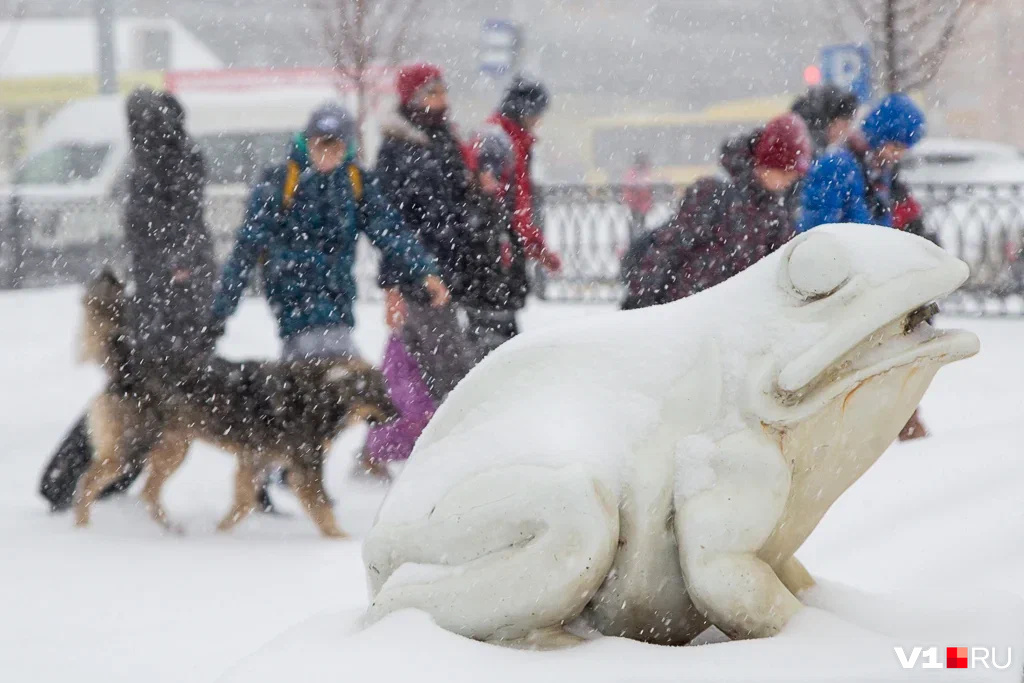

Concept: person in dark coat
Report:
left=461, top=130, right=520, bottom=358
left=40, top=88, right=218, bottom=511
left=360, top=129, right=523, bottom=476
left=374, top=63, right=480, bottom=402
left=124, top=88, right=217, bottom=369
left=621, top=113, right=812, bottom=310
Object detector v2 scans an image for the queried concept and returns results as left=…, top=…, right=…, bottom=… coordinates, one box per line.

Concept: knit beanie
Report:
left=861, top=93, right=926, bottom=150
left=396, top=63, right=444, bottom=107
left=753, top=113, right=814, bottom=173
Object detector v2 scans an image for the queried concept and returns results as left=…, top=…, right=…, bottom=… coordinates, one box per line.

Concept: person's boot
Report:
left=899, top=409, right=929, bottom=441
left=256, top=478, right=283, bottom=515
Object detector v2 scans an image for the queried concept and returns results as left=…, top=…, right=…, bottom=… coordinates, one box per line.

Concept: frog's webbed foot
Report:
left=364, top=465, right=619, bottom=644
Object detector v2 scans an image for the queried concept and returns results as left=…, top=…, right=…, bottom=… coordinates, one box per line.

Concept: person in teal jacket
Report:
left=210, top=104, right=449, bottom=505
left=210, top=104, right=449, bottom=357
left=797, top=93, right=926, bottom=233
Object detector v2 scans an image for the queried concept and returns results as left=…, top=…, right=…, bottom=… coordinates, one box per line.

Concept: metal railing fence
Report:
left=3, top=182, right=1023, bottom=315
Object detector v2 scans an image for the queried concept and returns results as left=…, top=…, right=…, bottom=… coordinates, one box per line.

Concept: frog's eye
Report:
left=783, top=232, right=850, bottom=301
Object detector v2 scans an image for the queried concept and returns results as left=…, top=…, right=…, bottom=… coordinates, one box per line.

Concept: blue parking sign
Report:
left=820, top=44, right=872, bottom=102
left=480, top=19, right=521, bottom=76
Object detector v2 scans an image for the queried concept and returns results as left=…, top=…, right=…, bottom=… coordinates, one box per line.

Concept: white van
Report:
left=2, top=88, right=368, bottom=286
left=14, top=88, right=364, bottom=195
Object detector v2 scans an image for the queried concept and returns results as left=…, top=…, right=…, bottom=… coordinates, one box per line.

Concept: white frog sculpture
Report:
left=363, top=224, right=979, bottom=648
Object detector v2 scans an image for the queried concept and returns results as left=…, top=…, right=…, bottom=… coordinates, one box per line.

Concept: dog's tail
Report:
left=78, top=269, right=126, bottom=367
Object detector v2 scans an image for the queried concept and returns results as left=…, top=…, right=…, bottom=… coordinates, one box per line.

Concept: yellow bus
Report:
left=583, top=95, right=793, bottom=185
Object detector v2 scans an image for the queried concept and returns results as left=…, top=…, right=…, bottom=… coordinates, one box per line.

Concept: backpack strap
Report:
left=281, top=159, right=301, bottom=211
left=348, top=163, right=363, bottom=203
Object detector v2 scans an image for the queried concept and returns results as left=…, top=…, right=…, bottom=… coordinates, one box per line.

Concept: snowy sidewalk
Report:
left=1, top=287, right=1023, bottom=682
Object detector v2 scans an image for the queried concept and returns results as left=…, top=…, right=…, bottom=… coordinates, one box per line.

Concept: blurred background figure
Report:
left=623, top=151, right=654, bottom=238
left=209, top=102, right=445, bottom=486
left=621, top=113, right=811, bottom=310
left=487, top=77, right=562, bottom=276
left=799, top=92, right=926, bottom=233
left=461, top=129, right=520, bottom=358
left=791, top=85, right=861, bottom=155
left=375, top=63, right=478, bottom=405
left=40, top=87, right=217, bottom=511
left=363, top=63, right=482, bottom=480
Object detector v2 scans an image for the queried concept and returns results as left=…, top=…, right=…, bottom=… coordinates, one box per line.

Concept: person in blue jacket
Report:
left=210, top=104, right=449, bottom=356
left=797, top=93, right=926, bottom=233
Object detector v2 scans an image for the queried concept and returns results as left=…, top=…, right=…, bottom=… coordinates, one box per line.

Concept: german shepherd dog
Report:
left=74, top=271, right=398, bottom=538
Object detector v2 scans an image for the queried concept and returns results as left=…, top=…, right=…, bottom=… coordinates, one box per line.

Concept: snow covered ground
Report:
left=2, top=286, right=1024, bottom=682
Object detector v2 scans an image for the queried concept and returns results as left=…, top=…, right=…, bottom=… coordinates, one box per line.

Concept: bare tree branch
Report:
left=899, top=1, right=969, bottom=89
left=900, top=2, right=942, bottom=37
left=833, top=0, right=989, bottom=93
left=313, top=0, right=424, bottom=154
left=387, top=0, right=427, bottom=65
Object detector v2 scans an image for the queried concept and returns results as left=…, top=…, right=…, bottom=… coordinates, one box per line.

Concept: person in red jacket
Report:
left=486, top=77, right=562, bottom=275
left=623, top=151, right=655, bottom=238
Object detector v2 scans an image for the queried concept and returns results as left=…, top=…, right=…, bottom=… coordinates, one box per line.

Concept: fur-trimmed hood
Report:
left=380, top=113, right=432, bottom=147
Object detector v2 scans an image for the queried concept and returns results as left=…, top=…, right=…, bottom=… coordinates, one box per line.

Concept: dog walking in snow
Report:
left=73, top=271, right=397, bottom=538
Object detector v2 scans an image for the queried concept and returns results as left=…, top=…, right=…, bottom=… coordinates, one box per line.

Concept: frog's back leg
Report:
left=364, top=464, right=619, bottom=645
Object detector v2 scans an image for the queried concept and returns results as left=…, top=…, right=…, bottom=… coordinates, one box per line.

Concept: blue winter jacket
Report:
left=797, top=146, right=881, bottom=233
left=798, top=93, right=925, bottom=233
left=211, top=137, right=438, bottom=338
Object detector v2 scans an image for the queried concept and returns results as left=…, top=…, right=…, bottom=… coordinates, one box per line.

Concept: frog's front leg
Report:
left=674, top=431, right=800, bottom=640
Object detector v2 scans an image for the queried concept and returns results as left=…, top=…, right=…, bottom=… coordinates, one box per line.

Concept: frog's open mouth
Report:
left=776, top=285, right=979, bottom=410
left=903, top=302, right=939, bottom=334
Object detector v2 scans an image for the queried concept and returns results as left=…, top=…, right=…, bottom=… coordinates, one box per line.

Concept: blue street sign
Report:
left=820, top=43, right=872, bottom=102
left=480, top=19, right=521, bottom=76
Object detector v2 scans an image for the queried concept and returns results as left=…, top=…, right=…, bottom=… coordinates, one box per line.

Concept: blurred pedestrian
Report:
left=791, top=85, right=860, bottom=155
left=487, top=76, right=562, bottom=277
left=39, top=87, right=218, bottom=511
left=623, top=151, right=655, bottom=238
left=461, top=130, right=521, bottom=357
left=361, top=129, right=525, bottom=473
left=621, top=113, right=811, bottom=309
left=374, top=63, right=479, bottom=403
left=209, top=103, right=447, bottom=483
left=798, top=92, right=926, bottom=232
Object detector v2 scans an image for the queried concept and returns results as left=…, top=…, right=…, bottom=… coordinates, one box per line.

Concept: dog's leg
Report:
left=74, top=395, right=132, bottom=527
left=290, top=464, right=347, bottom=539
left=218, top=462, right=259, bottom=533
left=139, top=430, right=189, bottom=534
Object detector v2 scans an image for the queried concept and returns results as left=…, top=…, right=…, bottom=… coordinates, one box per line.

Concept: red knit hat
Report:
left=396, top=63, right=443, bottom=106
left=754, top=113, right=813, bottom=174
